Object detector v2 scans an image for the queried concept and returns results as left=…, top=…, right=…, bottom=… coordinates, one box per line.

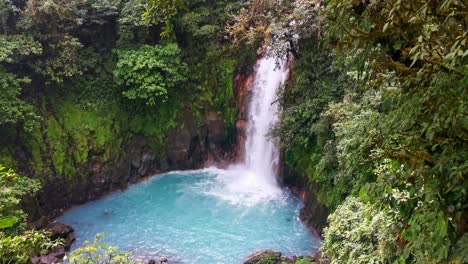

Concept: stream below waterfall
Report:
left=58, top=169, right=319, bottom=263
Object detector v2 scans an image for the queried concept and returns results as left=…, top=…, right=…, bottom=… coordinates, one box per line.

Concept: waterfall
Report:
left=204, top=55, right=289, bottom=205
left=243, top=56, right=288, bottom=188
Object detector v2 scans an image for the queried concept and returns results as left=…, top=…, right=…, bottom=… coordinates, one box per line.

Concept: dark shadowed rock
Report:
left=40, top=254, right=59, bottom=264
left=167, top=109, right=199, bottom=169
left=138, top=152, right=156, bottom=176
left=28, top=215, right=50, bottom=230
left=147, top=258, right=167, bottom=264
left=298, top=184, right=329, bottom=237
left=64, top=232, right=76, bottom=251
left=51, top=246, right=66, bottom=259
left=206, top=111, right=225, bottom=145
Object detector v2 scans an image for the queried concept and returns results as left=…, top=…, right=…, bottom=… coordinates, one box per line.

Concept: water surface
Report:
left=58, top=169, right=319, bottom=263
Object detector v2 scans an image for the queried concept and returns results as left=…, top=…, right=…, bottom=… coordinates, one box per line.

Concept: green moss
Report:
left=294, top=257, right=316, bottom=264
left=0, top=148, right=16, bottom=169
left=24, top=124, right=48, bottom=176
left=252, top=256, right=278, bottom=264
left=218, top=59, right=237, bottom=133
left=28, top=96, right=123, bottom=181
left=45, top=116, right=70, bottom=176
left=285, top=140, right=349, bottom=209
left=191, top=51, right=239, bottom=142
left=124, top=101, right=180, bottom=154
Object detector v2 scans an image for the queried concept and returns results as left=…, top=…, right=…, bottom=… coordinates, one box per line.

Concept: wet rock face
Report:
left=230, top=72, right=255, bottom=163
left=31, top=246, right=67, bottom=263
left=282, top=165, right=329, bottom=237
left=297, top=184, right=329, bottom=238
left=206, top=111, right=226, bottom=145
left=28, top=215, right=50, bottom=230
left=166, top=109, right=199, bottom=169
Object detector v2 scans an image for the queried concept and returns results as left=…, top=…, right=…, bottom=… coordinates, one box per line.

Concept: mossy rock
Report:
left=294, top=257, right=316, bottom=264
left=243, top=250, right=282, bottom=264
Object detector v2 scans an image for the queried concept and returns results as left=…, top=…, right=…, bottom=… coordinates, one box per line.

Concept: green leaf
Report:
left=0, top=217, right=17, bottom=229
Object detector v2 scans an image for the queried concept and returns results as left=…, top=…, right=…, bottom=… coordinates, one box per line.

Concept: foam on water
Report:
left=58, top=170, right=319, bottom=263
left=197, top=167, right=282, bottom=206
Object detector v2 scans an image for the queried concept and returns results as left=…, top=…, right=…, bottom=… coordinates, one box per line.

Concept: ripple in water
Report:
left=58, top=168, right=320, bottom=264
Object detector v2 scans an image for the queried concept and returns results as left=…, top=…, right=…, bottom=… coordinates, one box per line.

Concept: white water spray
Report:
left=205, top=55, right=289, bottom=205
left=244, top=56, right=288, bottom=187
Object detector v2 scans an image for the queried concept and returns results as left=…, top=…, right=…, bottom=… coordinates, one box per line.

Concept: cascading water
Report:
left=244, top=56, right=288, bottom=186
left=207, top=55, right=290, bottom=205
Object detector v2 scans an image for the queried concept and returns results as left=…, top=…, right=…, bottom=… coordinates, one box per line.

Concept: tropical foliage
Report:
left=0, top=0, right=466, bottom=263
left=0, top=166, right=40, bottom=235
left=0, top=166, right=61, bottom=264
left=322, top=197, right=400, bottom=264
left=0, top=230, right=61, bottom=264
left=231, top=0, right=468, bottom=263
left=114, top=44, right=189, bottom=106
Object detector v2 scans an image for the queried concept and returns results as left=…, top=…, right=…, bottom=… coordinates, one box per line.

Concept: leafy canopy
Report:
left=144, top=0, right=185, bottom=38
left=114, top=43, right=189, bottom=106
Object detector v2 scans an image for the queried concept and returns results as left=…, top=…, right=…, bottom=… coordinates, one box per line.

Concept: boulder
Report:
left=46, top=222, right=74, bottom=240
left=243, top=250, right=282, bottom=264
left=33, top=245, right=68, bottom=263
left=147, top=258, right=167, bottom=264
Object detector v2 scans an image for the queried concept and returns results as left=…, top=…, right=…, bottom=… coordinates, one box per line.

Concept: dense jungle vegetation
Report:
left=0, top=0, right=467, bottom=263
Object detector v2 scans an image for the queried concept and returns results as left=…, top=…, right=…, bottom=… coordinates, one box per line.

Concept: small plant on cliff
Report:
left=69, top=233, right=140, bottom=264
left=0, top=165, right=40, bottom=235
left=0, top=165, right=61, bottom=264
left=0, top=230, right=61, bottom=264
left=0, top=69, right=39, bottom=132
